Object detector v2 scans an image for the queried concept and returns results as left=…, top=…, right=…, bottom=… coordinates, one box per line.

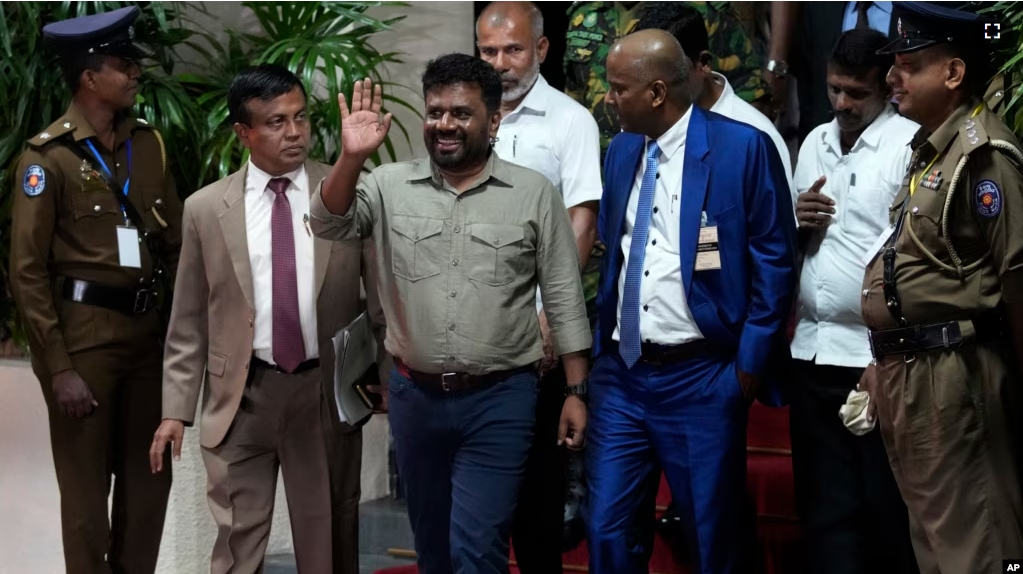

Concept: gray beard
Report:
left=502, top=63, right=540, bottom=103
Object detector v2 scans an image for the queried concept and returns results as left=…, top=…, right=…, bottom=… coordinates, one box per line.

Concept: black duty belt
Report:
left=611, top=339, right=734, bottom=367
left=250, top=356, right=321, bottom=375
left=869, top=316, right=1005, bottom=358
left=396, top=359, right=534, bottom=393
left=61, top=277, right=154, bottom=316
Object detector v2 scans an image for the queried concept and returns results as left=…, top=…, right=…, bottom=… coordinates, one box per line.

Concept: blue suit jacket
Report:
left=594, top=107, right=798, bottom=406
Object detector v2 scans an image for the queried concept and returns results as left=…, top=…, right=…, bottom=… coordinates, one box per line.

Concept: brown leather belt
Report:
left=395, top=359, right=533, bottom=393
left=251, top=356, right=321, bottom=375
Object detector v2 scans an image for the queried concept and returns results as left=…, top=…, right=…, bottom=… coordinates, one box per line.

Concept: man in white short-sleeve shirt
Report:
left=476, top=2, right=602, bottom=572
left=789, top=28, right=919, bottom=574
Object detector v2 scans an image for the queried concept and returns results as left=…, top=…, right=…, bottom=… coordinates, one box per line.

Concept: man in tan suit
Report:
left=149, top=64, right=381, bottom=574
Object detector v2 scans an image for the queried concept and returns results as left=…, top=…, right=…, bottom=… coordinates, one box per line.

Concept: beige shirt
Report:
left=309, top=151, right=592, bottom=375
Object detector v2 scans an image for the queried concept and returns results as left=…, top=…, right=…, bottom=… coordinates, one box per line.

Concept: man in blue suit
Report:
left=585, top=29, right=798, bottom=574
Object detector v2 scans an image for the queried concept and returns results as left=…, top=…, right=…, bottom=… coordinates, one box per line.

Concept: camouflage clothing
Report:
left=564, top=1, right=768, bottom=156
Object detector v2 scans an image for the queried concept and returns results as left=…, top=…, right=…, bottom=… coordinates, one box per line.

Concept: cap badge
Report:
left=128, top=25, right=135, bottom=41
left=897, top=17, right=903, bottom=36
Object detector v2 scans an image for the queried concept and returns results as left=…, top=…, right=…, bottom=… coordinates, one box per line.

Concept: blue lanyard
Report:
left=85, top=138, right=132, bottom=222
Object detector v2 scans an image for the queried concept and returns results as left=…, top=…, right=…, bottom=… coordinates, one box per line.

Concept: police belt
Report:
left=868, top=314, right=1006, bottom=358
left=61, top=277, right=155, bottom=316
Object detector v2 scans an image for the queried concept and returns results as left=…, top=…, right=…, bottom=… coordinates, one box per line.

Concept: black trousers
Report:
left=789, top=359, right=918, bottom=574
left=511, top=367, right=567, bottom=573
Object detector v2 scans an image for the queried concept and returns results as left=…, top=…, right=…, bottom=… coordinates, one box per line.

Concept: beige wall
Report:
left=0, top=2, right=474, bottom=573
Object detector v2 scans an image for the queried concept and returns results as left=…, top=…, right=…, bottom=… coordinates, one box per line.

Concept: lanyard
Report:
left=84, top=138, right=133, bottom=222
left=909, top=103, right=985, bottom=197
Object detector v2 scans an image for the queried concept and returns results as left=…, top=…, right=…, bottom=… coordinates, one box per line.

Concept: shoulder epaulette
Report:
left=959, top=114, right=991, bottom=156
left=27, top=118, right=75, bottom=148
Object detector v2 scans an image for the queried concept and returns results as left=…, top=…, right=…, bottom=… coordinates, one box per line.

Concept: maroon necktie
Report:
left=268, top=177, right=306, bottom=373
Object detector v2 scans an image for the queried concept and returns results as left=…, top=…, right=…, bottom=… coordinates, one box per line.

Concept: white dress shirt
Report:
left=708, top=71, right=794, bottom=193
left=841, top=1, right=893, bottom=34
left=790, top=107, right=918, bottom=368
left=245, top=160, right=318, bottom=363
left=495, top=74, right=603, bottom=312
left=613, top=107, right=704, bottom=345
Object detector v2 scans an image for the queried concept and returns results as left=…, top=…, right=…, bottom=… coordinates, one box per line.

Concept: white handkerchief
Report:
left=838, top=389, right=876, bottom=436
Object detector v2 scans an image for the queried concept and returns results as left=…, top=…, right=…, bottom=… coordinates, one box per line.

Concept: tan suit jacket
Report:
left=162, top=160, right=386, bottom=448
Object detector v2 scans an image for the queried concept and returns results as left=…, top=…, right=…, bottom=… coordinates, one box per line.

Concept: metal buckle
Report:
left=133, top=289, right=151, bottom=314
left=440, top=373, right=458, bottom=392
left=867, top=330, right=877, bottom=359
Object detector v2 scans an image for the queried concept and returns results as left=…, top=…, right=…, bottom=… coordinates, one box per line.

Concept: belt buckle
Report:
left=440, top=372, right=458, bottom=392
left=867, top=330, right=877, bottom=359
left=134, top=289, right=151, bottom=314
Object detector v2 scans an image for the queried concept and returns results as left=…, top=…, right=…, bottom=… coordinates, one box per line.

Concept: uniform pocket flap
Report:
left=391, top=215, right=444, bottom=243
left=207, top=352, right=228, bottom=377
left=469, top=223, right=524, bottom=248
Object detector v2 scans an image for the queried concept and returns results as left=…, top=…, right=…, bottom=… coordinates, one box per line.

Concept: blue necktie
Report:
left=620, top=140, right=661, bottom=368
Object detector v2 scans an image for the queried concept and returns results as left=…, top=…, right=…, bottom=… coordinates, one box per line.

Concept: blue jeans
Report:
left=388, top=367, right=539, bottom=574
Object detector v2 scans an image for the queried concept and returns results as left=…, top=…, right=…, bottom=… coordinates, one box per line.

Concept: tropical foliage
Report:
left=983, top=1, right=1023, bottom=134
left=0, top=1, right=416, bottom=350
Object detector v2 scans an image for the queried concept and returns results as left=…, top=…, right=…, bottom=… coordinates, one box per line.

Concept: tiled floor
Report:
left=265, top=497, right=416, bottom=574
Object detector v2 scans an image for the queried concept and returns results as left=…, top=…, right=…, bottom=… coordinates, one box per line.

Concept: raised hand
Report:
left=339, top=78, right=393, bottom=158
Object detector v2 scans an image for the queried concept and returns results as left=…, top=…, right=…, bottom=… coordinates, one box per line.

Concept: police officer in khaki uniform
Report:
left=8, top=7, right=183, bottom=574
left=858, top=3, right=1023, bottom=573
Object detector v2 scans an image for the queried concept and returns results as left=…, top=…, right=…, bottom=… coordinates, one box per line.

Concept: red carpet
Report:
left=375, top=402, right=800, bottom=574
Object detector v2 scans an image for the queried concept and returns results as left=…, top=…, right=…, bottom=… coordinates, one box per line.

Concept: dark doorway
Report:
left=472, top=1, right=574, bottom=91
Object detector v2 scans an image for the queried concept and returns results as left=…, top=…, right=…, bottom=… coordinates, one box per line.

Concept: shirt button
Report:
left=911, top=207, right=919, bottom=214
left=818, top=282, right=824, bottom=288
left=449, top=324, right=456, bottom=331
left=454, top=226, right=461, bottom=233
left=155, top=199, right=164, bottom=206
left=651, top=239, right=657, bottom=246
left=450, top=291, right=456, bottom=298
left=862, top=289, right=869, bottom=297
left=643, top=304, right=649, bottom=311
left=656, top=173, right=661, bottom=179
left=653, top=207, right=659, bottom=213
left=452, top=259, right=459, bottom=266
left=918, top=160, right=927, bottom=168
left=644, top=270, right=649, bottom=277
left=413, top=233, right=420, bottom=240
left=244, top=362, right=250, bottom=370
left=115, top=163, right=120, bottom=168
left=93, top=205, right=101, bottom=212
left=494, top=238, right=500, bottom=245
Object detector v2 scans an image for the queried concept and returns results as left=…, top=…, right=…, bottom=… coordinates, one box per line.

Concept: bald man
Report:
left=476, top=3, right=602, bottom=571
left=587, top=30, right=797, bottom=574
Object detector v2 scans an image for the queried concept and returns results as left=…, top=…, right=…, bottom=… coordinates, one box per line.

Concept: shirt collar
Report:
left=914, top=99, right=979, bottom=157
left=63, top=101, right=138, bottom=146
left=408, top=150, right=510, bottom=192
left=505, top=74, right=551, bottom=118
left=821, top=104, right=898, bottom=155
left=708, top=72, right=734, bottom=115
left=647, top=104, right=692, bottom=161
left=247, top=159, right=306, bottom=195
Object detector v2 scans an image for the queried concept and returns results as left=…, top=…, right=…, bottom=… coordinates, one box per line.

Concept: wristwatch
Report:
left=565, top=379, right=588, bottom=401
left=766, top=59, right=789, bottom=78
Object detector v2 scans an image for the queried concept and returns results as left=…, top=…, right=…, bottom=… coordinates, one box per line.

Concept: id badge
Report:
left=695, top=226, right=722, bottom=271
left=860, top=226, right=895, bottom=268
left=117, top=226, right=142, bottom=268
